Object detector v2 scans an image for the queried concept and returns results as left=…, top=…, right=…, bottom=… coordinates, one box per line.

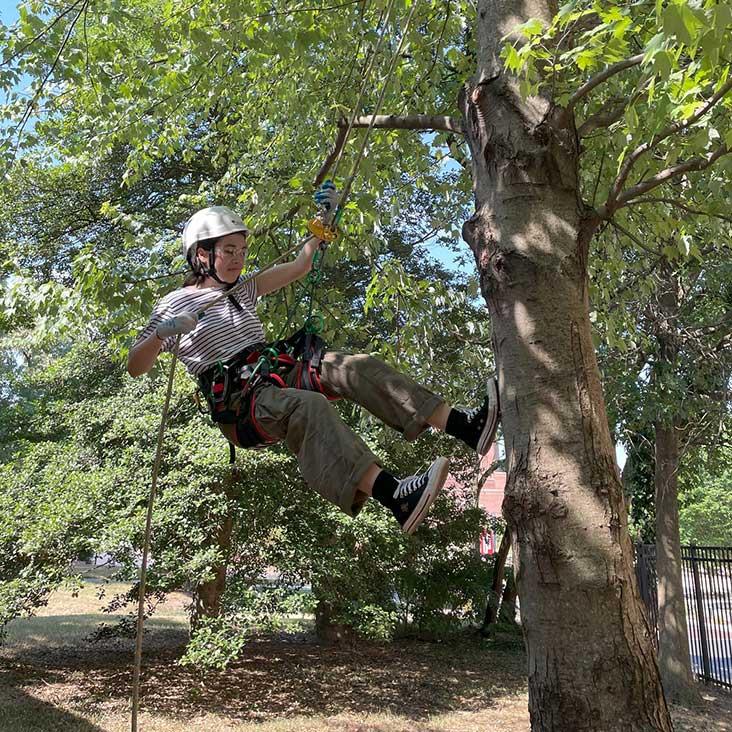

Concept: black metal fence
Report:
left=635, top=544, right=732, bottom=688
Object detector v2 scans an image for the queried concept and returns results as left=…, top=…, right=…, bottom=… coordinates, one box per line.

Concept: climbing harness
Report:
left=195, top=326, right=336, bottom=450
left=131, top=3, right=422, bottom=730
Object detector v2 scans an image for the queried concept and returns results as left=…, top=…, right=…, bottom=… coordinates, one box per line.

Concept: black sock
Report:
left=371, top=470, right=399, bottom=511
left=445, top=405, right=485, bottom=450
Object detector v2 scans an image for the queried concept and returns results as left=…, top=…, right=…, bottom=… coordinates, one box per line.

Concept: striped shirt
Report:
left=135, top=278, right=265, bottom=376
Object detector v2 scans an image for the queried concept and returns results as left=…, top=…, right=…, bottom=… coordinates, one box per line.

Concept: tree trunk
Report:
left=190, top=473, right=238, bottom=633
left=498, top=570, right=518, bottom=625
left=191, top=514, right=233, bottom=631
left=481, top=528, right=512, bottom=634
left=314, top=598, right=355, bottom=644
left=460, top=2, right=672, bottom=728
left=652, top=260, right=699, bottom=703
left=654, top=422, right=697, bottom=703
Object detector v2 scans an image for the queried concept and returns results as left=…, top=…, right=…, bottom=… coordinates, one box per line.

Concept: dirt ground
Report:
left=0, top=582, right=730, bottom=732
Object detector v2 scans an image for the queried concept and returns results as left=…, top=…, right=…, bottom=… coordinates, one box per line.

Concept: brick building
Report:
left=478, top=439, right=506, bottom=518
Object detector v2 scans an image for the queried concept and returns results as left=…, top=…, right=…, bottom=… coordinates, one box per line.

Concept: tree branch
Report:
left=578, top=72, right=655, bottom=139
left=565, top=54, right=644, bottom=113
left=614, top=144, right=731, bottom=210
left=625, top=196, right=732, bottom=225
left=339, top=114, right=465, bottom=134
left=11, top=0, right=87, bottom=161
left=689, top=309, right=732, bottom=338
left=0, top=0, right=84, bottom=68
left=252, top=204, right=304, bottom=243
left=477, top=460, right=504, bottom=491
left=445, top=132, right=470, bottom=169
left=603, top=257, right=664, bottom=315
left=608, top=76, right=732, bottom=206
left=412, top=0, right=451, bottom=96
left=577, top=100, right=626, bottom=137
left=120, top=268, right=188, bottom=285
left=313, top=122, right=348, bottom=186
left=608, top=218, right=661, bottom=256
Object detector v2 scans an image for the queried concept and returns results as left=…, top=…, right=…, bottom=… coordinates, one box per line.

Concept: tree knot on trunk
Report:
left=460, top=77, right=502, bottom=164
left=461, top=207, right=505, bottom=296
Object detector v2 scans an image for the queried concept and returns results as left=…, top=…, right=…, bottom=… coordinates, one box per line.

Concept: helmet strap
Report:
left=207, top=247, right=243, bottom=310
left=207, top=249, right=226, bottom=284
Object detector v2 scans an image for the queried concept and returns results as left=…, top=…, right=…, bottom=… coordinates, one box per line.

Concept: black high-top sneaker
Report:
left=447, top=377, right=500, bottom=456
left=391, top=457, right=450, bottom=535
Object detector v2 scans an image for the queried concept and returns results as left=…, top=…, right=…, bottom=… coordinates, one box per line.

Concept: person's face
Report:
left=197, top=232, right=248, bottom=283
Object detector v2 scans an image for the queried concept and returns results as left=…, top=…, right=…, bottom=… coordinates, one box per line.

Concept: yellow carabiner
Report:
left=307, top=218, right=338, bottom=242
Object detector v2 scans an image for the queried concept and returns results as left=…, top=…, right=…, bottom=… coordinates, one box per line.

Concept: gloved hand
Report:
left=156, top=311, right=199, bottom=340
left=314, top=180, right=338, bottom=212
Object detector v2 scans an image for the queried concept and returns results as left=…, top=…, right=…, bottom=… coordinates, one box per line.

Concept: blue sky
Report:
left=0, top=0, right=18, bottom=24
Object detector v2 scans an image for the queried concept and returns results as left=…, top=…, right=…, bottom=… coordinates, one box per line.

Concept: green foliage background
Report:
left=2, top=0, right=732, bottom=669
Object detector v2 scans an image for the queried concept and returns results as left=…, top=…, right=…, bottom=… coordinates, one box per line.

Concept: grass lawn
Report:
left=0, top=573, right=730, bottom=732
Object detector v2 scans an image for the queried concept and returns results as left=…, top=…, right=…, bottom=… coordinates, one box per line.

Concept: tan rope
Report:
left=336, top=0, right=420, bottom=213
left=131, top=336, right=180, bottom=732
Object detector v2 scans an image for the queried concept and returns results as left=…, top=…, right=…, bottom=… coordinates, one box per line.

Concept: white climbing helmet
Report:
left=182, top=206, right=249, bottom=259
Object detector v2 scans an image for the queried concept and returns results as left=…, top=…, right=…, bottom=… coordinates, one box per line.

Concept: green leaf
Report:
left=663, top=4, right=692, bottom=46
left=515, top=18, right=544, bottom=39
left=653, top=50, right=674, bottom=79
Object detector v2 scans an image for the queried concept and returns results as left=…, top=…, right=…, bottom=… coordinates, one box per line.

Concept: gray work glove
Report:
left=156, top=311, right=198, bottom=340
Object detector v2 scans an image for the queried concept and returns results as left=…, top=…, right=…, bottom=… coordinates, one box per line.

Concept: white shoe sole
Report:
left=402, top=457, right=450, bottom=535
left=476, top=377, right=500, bottom=457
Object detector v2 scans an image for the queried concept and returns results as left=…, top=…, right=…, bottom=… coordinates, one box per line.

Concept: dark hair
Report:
left=183, top=237, right=219, bottom=286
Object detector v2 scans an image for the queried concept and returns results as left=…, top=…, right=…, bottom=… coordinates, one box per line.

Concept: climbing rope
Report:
left=333, top=0, right=420, bottom=221
left=129, top=236, right=304, bottom=732
left=297, top=0, right=420, bottom=335
left=329, top=0, right=400, bottom=182
left=130, top=335, right=179, bottom=732
left=302, top=0, right=420, bottom=315
left=130, top=4, right=421, bottom=730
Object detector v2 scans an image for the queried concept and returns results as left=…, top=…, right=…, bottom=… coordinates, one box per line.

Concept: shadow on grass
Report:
left=3, top=622, right=528, bottom=726
left=0, top=674, right=107, bottom=732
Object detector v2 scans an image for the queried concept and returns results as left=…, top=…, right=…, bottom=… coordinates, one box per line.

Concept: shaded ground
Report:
left=1, top=627, right=529, bottom=731
left=0, top=580, right=730, bottom=731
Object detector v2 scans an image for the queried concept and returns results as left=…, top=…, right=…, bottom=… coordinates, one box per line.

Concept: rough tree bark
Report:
left=457, top=1, right=672, bottom=728
left=653, top=261, right=698, bottom=703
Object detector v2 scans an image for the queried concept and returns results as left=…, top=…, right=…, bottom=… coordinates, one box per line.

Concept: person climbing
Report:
left=127, top=183, right=500, bottom=534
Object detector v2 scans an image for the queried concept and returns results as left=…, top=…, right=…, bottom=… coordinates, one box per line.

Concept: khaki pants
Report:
left=235, top=351, right=444, bottom=517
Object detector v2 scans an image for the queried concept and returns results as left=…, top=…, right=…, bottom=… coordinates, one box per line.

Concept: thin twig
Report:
left=625, top=196, right=732, bottom=225
left=412, top=0, right=451, bottom=98
left=10, top=0, right=87, bottom=163
left=577, top=101, right=626, bottom=137
left=120, top=268, right=188, bottom=285
left=0, top=0, right=84, bottom=68
left=590, top=148, right=606, bottom=207
left=82, top=0, right=100, bottom=103
left=608, top=218, right=661, bottom=256
left=614, top=144, right=730, bottom=210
